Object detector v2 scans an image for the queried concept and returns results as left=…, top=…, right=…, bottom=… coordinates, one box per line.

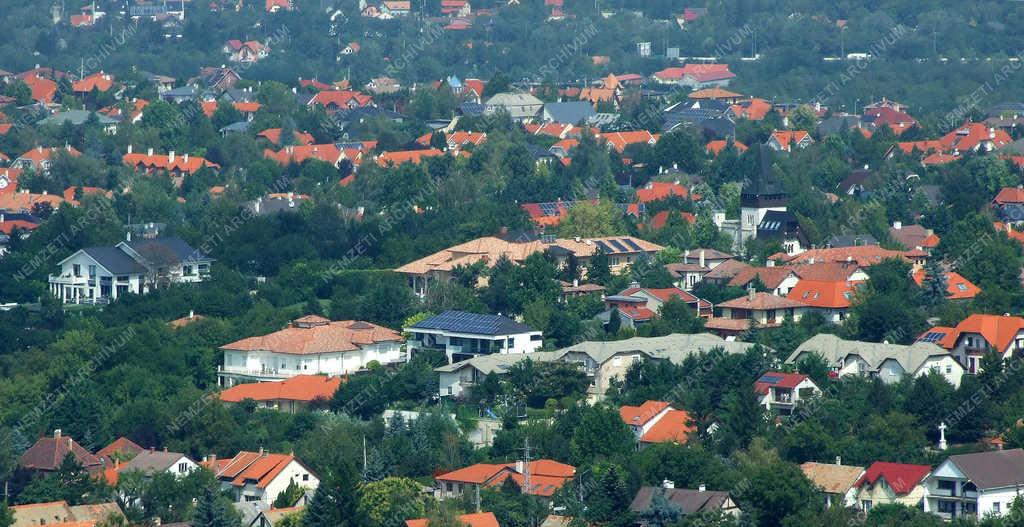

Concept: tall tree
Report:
left=193, top=487, right=233, bottom=527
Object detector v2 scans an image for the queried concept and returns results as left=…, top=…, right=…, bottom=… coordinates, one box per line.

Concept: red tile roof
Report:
left=19, top=434, right=103, bottom=472
left=219, top=375, right=344, bottom=403
left=864, top=106, right=917, bottom=134
left=308, top=90, right=373, bottom=109
left=718, top=291, right=807, bottom=311
left=406, top=512, right=499, bottom=527
left=619, top=400, right=670, bottom=427
left=706, top=140, right=747, bottom=155
left=220, top=318, right=402, bottom=355
left=23, top=74, right=57, bottom=103
left=754, top=371, right=808, bottom=395
left=72, top=72, right=114, bottom=93
left=781, top=246, right=911, bottom=266
left=123, top=151, right=219, bottom=174
left=647, top=210, right=696, bottom=230
left=211, top=451, right=310, bottom=488
left=619, top=286, right=700, bottom=304
left=635, top=181, right=695, bottom=203
left=924, top=313, right=1024, bottom=352
left=376, top=148, right=444, bottom=167
left=770, top=130, right=812, bottom=150
left=855, top=461, right=930, bottom=495
left=993, top=187, right=1024, bottom=205
left=263, top=144, right=342, bottom=166
left=912, top=269, right=980, bottom=300
left=436, top=460, right=575, bottom=496
left=257, top=128, right=315, bottom=146
left=599, top=131, right=659, bottom=153
left=96, top=437, right=144, bottom=461
left=639, top=409, right=694, bottom=444
left=730, top=98, right=772, bottom=120
left=18, top=145, right=82, bottom=166
left=786, top=280, right=863, bottom=309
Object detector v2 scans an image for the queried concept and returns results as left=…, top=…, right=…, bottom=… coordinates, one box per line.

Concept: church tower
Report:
left=740, top=145, right=788, bottom=240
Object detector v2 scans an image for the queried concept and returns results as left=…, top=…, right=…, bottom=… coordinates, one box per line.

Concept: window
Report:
left=88, top=265, right=96, bottom=277
left=529, top=334, right=542, bottom=341
left=178, top=462, right=188, bottom=472
left=446, top=482, right=454, bottom=492
left=73, top=264, right=81, bottom=277
left=946, top=365, right=952, bottom=374
left=244, top=495, right=260, bottom=502
left=183, top=265, right=194, bottom=275
left=861, top=500, right=872, bottom=511
left=937, top=479, right=957, bottom=496
left=302, top=474, right=309, bottom=481
left=994, top=502, right=1001, bottom=513
left=938, top=500, right=956, bottom=514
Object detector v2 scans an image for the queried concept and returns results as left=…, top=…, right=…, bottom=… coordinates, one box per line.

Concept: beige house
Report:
left=789, top=334, right=965, bottom=388
left=853, top=461, right=931, bottom=512
left=801, top=461, right=865, bottom=508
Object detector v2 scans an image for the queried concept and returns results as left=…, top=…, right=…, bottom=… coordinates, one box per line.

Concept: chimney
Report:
left=574, top=236, right=581, bottom=242
left=168, top=150, right=175, bottom=163
left=766, top=259, right=775, bottom=267
left=699, top=249, right=705, bottom=268
left=748, top=287, right=756, bottom=302
left=516, top=460, right=525, bottom=474
left=893, top=221, right=902, bottom=230
left=698, top=483, right=706, bottom=492
left=54, top=429, right=62, bottom=438
left=209, top=454, right=216, bottom=464
left=189, top=309, right=195, bottom=319
left=287, top=191, right=294, bottom=200
left=990, top=127, right=996, bottom=139
left=164, top=446, right=168, bottom=452
left=835, top=456, right=842, bottom=466
left=183, top=153, right=189, bottom=164
left=147, top=147, right=154, bottom=156
left=259, top=447, right=266, bottom=456
left=683, top=249, right=690, bottom=264
left=127, top=144, right=133, bottom=154
left=662, top=479, right=675, bottom=489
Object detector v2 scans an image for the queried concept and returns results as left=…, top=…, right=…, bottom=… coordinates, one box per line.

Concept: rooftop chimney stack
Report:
left=662, top=479, right=675, bottom=489
left=699, top=249, right=706, bottom=268
left=698, top=483, right=706, bottom=492
left=54, top=429, right=61, bottom=438
left=168, top=150, right=175, bottom=163
left=835, top=456, right=842, bottom=465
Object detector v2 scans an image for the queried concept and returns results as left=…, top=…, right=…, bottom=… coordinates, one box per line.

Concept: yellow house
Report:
left=853, top=461, right=931, bottom=512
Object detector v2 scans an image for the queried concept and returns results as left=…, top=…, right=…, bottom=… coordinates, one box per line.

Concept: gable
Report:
left=931, top=459, right=965, bottom=480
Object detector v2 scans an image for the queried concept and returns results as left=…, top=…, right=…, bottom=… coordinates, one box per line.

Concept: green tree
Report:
left=584, top=462, right=633, bottom=524
left=193, top=487, right=234, bottom=527
left=357, top=477, right=425, bottom=527
left=0, top=502, right=12, bottom=527
left=569, top=405, right=634, bottom=465
left=273, top=479, right=306, bottom=508
left=559, top=201, right=620, bottom=238
left=920, top=254, right=948, bottom=306
left=303, top=464, right=362, bottom=527
left=587, top=250, right=612, bottom=285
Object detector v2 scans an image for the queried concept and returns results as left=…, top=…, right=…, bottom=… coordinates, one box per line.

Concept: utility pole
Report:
left=519, top=436, right=532, bottom=494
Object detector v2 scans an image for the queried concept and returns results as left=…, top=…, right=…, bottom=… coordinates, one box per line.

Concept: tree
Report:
left=273, top=479, right=306, bottom=508
left=657, top=296, right=705, bottom=334
left=920, top=256, right=948, bottom=306
left=734, top=452, right=819, bottom=527
left=587, top=250, right=612, bottom=285
left=303, top=464, right=362, bottom=527
left=430, top=131, right=448, bottom=150
left=569, top=404, right=634, bottom=465
left=584, top=462, right=633, bottom=524
left=0, top=502, right=12, bottom=527
left=559, top=201, right=620, bottom=238
left=193, top=487, right=234, bottom=527
left=357, top=477, right=425, bottom=527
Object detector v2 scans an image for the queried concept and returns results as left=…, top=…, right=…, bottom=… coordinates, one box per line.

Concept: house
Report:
left=248, top=192, right=312, bottom=215
left=706, top=139, right=747, bottom=156
left=599, top=286, right=712, bottom=329
left=414, top=131, right=487, bottom=152
left=552, top=333, right=764, bottom=401
left=801, top=461, right=866, bottom=508
left=263, top=144, right=343, bottom=167
left=619, top=400, right=695, bottom=446
left=71, top=72, right=115, bottom=95
left=484, top=92, right=544, bottom=121
left=306, top=90, right=374, bottom=113
left=727, top=266, right=800, bottom=296
left=380, top=1, right=411, bottom=16
left=206, top=450, right=319, bottom=511
left=257, top=128, right=315, bottom=146
left=854, top=461, right=931, bottom=511
left=394, top=234, right=663, bottom=297
left=265, top=0, right=292, bottom=12
left=923, top=449, right=1024, bottom=520
left=542, top=101, right=596, bottom=125
left=49, top=236, right=213, bottom=304
left=406, top=512, right=498, bottom=527
left=218, top=315, right=404, bottom=387
left=19, top=430, right=104, bottom=474
left=599, top=130, right=659, bottom=153
left=376, top=148, right=445, bottom=167
left=862, top=106, right=917, bottom=135
left=664, top=249, right=734, bottom=291
left=196, top=66, right=241, bottom=91
left=992, top=186, right=1024, bottom=225
left=729, top=97, right=773, bottom=121
left=122, top=146, right=220, bottom=184
left=219, top=375, right=344, bottom=412
left=630, top=484, right=740, bottom=521
left=706, top=291, right=807, bottom=337
left=251, top=506, right=306, bottom=527
left=912, top=269, right=980, bottom=300
left=635, top=181, right=694, bottom=203
left=224, top=40, right=270, bottom=63
left=95, top=436, right=145, bottom=463
left=917, top=314, right=1024, bottom=374
left=10, top=501, right=124, bottom=527
left=835, top=168, right=873, bottom=196
left=778, top=245, right=920, bottom=267
left=889, top=222, right=939, bottom=252
left=653, top=64, right=735, bottom=89
left=767, top=130, right=813, bottom=152
left=887, top=122, right=1013, bottom=162
left=103, top=448, right=198, bottom=486
left=435, top=352, right=556, bottom=398
left=405, top=310, right=542, bottom=363
left=12, top=146, right=81, bottom=173
left=785, top=279, right=863, bottom=323
left=827, top=233, right=878, bottom=247
left=754, top=372, right=819, bottom=415
left=21, top=74, right=57, bottom=103
left=791, top=334, right=965, bottom=388
left=366, top=76, right=401, bottom=94
left=435, top=459, right=575, bottom=499
left=38, top=110, right=119, bottom=133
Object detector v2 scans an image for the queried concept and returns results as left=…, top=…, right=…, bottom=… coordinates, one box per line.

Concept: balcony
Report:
left=49, top=274, right=91, bottom=286
left=218, top=365, right=298, bottom=380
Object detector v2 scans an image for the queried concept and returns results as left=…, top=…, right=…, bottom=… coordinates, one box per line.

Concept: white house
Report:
left=923, top=449, right=1024, bottom=521
left=618, top=400, right=695, bottom=446
left=405, top=310, right=542, bottom=364
left=918, top=314, right=1024, bottom=374
left=435, top=352, right=555, bottom=398
left=206, top=449, right=319, bottom=512
left=218, top=315, right=404, bottom=387
left=49, top=236, right=213, bottom=304
left=790, top=334, right=965, bottom=388
left=753, top=372, right=820, bottom=415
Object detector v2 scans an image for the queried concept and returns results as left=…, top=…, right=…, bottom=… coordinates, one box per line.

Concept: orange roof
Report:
left=636, top=181, right=694, bottom=202
left=23, top=74, right=57, bottom=103
left=922, top=152, right=960, bottom=166
left=0, top=189, right=70, bottom=212
left=257, top=128, right=315, bottom=146
left=415, top=131, right=487, bottom=149
left=263, top=144, right=342, bottom=166
left=770, top=130, right=812, bottom=149
left=994, top=187, right=1024, bottom=205
left=0, top=168, right=22, bottom=195
left=729, top=98, right=772, bottom=120
left=893, top=140, right=944, bottom=155
left=123, top=151, right=219, bottom=174
left=437, top=459, right=575, bottom=496
left=309, top=90, right=373, bottom=109
left=930, top=313, right=1024, bottom=352
left=688, top=87, right=741, bottom=99
left=995, top=222, right=1024, bottom=244
left=647, top=210, right=695, bottom=230
left=72, top=72, right=114, bottom=93
left=580, top=87, right=615, bottom=103
left=640, top=409, right=695, bottom=444
left=376, top=148, right=444, bottom=167
left=786, top=280, right=863, bottom=309
left=781, top=245, right=911, bottom=266
left=406, top=512, right=499, bottom=527
left=18, top=145, right=82, bottom=165
left=599, top=131, right=659, bottom=153
left=939, top=122, right=1012, bottom=152
left=219, top=375, right=344, bottom=403
left=212, top=451, right=309, bottom=488
left=220, top=318, right=402, bottom=355
left=706, top=139, right=747, bottom=155
left=0, top=124, right=12, bottom=135
left=620, top=400, right=670, bottom=427
left=912, top=269, right=980, bottom=300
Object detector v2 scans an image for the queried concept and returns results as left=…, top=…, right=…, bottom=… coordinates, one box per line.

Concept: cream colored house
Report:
left=789, top=334, right=965, bottom=388
left=853, top=461, right=931, bottom=512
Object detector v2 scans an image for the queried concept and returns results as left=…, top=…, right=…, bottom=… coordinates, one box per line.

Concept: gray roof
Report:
left=554, top=333, right=762, bottom=365
left=120, top=450, right=191, bottom=475
left=82, top=247, right=148, bottom=275
left=122, top=236, right=211, bottom=265
left=485, top=92, right=543, bottom=118
left=39, top=110, right=117, bottom=127
left=630, top=486, right=732, bottom=515
left=827, top=234, right=878, bottom=248
left=543, top=101, right=595, bottom=125
left=947, top=449, right=1024, bottom=490
left=435, top=351, right=556, bottom=374
left=789, top=334, right=953, bottom=374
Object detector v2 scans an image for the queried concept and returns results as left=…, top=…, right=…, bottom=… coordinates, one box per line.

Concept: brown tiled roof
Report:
left=703, top=259, right=751, bottom=281
left=727, top=267, right=795, bottom=289
left=717, top=291, right=806, bottom=310
left=19, top=434, right=103, bottom=472
left=96, top=436, right=144, bottom=461
left=219, top=375, right=344, bottom=403
left=787, top=262, right=861, bottom=282
left=219, top=318, right=402, bottom=355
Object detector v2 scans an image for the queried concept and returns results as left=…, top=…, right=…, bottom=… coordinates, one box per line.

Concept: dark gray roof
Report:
left=543, top=101, right=596, bottom=125
left=827, top=234, right=878, bottom=248
left=837, top=169, right=872, bottom=194
left=757, top=210, right=802, bottom=241
left=526, top=144, right=557, bottom=160
left=409, top=310, right=537, bottom=335
left=123, top=236, right=211, bottom=265
left=630, top=486, right=732, bottom=516
left=949, top=449, right=1024, bottom=490
left=220, top=121, right=250, bottom=134
left=82, top=247, right=148, bottom=274
left=817, top=115, right=862, bottom=136
left=986, top=102, right=1024, bottom=118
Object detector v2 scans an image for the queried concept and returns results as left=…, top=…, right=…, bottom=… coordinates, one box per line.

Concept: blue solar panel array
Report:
left=411, top=310, right=533, bottom=335
left=919, top=331, right=946, bottom=343
left=759, top=374, right=785, bottom=384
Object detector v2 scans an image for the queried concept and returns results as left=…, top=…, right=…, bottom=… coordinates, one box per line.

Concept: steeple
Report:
left=741, top=144, right=788, bottom=209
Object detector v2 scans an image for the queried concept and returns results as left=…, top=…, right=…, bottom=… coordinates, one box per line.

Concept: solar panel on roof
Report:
left=608, top=239, right=628, bottom=252
left=595, top=240, right=612, bottom=253
left=539, top=202, right=559, bottom=216
left=760, top=374, right=784, bottom=384
left=622, top=238, right=642, bottom=251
